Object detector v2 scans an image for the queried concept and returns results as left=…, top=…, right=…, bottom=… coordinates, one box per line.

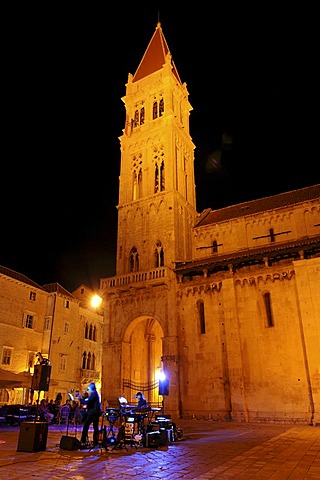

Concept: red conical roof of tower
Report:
left=132, top=22, right=181, bottom=84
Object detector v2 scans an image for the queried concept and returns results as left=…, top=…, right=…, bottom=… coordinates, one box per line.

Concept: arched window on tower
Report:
left=129, top=247, right=139, bottom=272
left=89, top=324, right=93, bottom=340
left=155, top=165, right=159, bottom=193
left=154, top=161, right=165, bottom=193
left=153, top=101, right=158, bottom=119
left=93, top=326, right=97, bottom=342
left=132, top=155, right=143, bottom=200
left=159, top=98, right=164, bottom=116
left=132, top=169, right=142, bottom=200
left=85, top=323, right=89, bottom=339
left=160, top=161, right=165, bottom=191
left=134, top=110, right=139, bottom=127
left=133, top=172, right=138, bottom=200
left=154, top=241, right=165, bottom=267
left=140, top=106, right=145, bottom=125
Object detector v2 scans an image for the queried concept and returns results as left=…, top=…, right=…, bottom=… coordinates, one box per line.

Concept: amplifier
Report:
left=145, top=429, right=168, bottom=448
left=147, top=421, right=160, bottom=432
left=17, top=421, right=48, bottom=452
left=60, top=435, right=81, bottom=451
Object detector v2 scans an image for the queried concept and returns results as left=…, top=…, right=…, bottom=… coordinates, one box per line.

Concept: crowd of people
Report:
left=35, top=393, right=85, bottom=425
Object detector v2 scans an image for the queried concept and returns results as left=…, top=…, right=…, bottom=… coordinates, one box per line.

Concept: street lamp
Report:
left=91, top=294, right=103, bottom=309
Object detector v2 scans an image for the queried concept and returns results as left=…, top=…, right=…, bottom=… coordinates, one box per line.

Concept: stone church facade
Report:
left=99, top=22, right=320, bottom=424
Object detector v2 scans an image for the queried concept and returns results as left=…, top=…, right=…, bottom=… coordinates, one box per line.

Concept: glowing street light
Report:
left=91, top=294, right=103, bottom=309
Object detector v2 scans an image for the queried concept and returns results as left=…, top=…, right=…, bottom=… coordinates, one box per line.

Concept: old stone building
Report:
left=99, top=22, right=320, bottom=424
left=0, top=269, right=103, bottom=406
left=1, top=22, right=319, bottom=425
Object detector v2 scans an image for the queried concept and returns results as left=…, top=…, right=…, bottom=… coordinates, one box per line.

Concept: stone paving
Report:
left=0, top=419, right=319, bottom=479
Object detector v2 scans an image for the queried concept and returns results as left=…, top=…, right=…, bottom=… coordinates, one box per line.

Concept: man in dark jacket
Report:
left=77, top=382, right=101, bottom=447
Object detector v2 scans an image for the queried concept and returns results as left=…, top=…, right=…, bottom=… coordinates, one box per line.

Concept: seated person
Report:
left=39, top=399, right=54, bottom=423
left=135, top=391, right=148, bottom=409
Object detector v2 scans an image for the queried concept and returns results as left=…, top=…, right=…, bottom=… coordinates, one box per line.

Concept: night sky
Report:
left=2, top=6, right=318, bottom=292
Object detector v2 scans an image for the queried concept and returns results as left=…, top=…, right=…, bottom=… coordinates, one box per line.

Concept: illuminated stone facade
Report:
left=0, top=275, right=103, bottom=406
left=99, top=23, right=320, bottom=424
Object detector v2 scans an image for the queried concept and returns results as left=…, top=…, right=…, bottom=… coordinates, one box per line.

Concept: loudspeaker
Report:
left=17, top=421, right=48, bottom=452
left=60, top=435, right=81, bottom=451
left=31, top=365, right=51, bottom=391
left=145, top=430, right=168, bottom=447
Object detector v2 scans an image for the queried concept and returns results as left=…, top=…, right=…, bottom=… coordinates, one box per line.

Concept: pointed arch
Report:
left=129, top=247, right=139, bottom=272
left=154, top=240, right=165, bottom=267
left=82, top=351, right=87, bottom=369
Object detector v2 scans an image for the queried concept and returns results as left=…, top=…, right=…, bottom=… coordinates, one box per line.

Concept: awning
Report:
left=0, top=368, right=31, bottom=388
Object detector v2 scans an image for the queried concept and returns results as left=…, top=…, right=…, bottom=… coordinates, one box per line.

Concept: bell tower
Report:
left=116, top=22, right=197, bottom=276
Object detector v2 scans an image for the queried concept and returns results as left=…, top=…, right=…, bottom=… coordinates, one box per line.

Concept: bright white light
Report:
left=91, top=294, right=103, bottom=309
left=159, top=371, right=166, bottom=381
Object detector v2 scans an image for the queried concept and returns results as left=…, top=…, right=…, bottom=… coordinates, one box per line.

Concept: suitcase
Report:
left=60, top=435, right=81, bottom=450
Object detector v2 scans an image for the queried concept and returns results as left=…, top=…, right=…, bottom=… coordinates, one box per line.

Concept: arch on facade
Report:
left=121, top=314, right=164, bottom=406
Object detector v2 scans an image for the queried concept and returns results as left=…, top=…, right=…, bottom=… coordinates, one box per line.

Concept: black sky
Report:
left=2, top=6, right=319, bottom=292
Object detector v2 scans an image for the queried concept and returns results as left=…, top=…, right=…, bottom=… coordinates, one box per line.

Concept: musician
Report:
left=76, top=382, right=102, bottom=447
left=135, top=391, right=148, bottom=409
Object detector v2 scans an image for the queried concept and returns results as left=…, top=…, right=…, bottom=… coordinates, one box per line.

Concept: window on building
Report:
left=134, top=110, right=139, bottom=127
left=159, top=98, right=164, bottom=116
left=212, top=240, right=218, bottom=254
left=91, top=353, right=96, bottom=370
left=59, top=354, right=67, bottom=372
left=2, top=348, right=12, bottom=366
left=129, top=247, right=139, bottom=272
left=140, top=106, right=145, bottom=125
left=81, top=288, right=85, bottom=294
left=263, top=292, right=274, bottom=327
left=82, top=352, right=87, bottom=369
left=64, top=322, right=70, bottom=334
left=197, top=300, right=206, bottom=334
left=29, top=291, right=36, bottom=301
left=65, top=300, right=70, bottom=309
left=85, top=323, right=89, bottom=339
left=132, top=168, right=142, bottom=201
left=269, top=228, right=276, bottom=242
left=155, top=161, right=165, bottom=193
left=153, top=101, right=158, bottom=119
left=89, top=324, right=93, bottom=340
left=155, top=241, right=165, bottom=267
left=25, top=314, right=34, bottom=329
left=87, top=352, right=92, bottom=370
left=44, top=317, right=51, bottom=330
left=93, top=326, right=97, bottom=342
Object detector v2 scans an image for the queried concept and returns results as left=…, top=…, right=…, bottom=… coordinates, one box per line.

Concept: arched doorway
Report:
left=121, top=315, right=163, bottom=406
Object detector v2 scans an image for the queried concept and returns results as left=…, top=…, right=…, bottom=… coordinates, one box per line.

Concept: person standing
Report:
left=77, top=382, right=101, bottom=447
